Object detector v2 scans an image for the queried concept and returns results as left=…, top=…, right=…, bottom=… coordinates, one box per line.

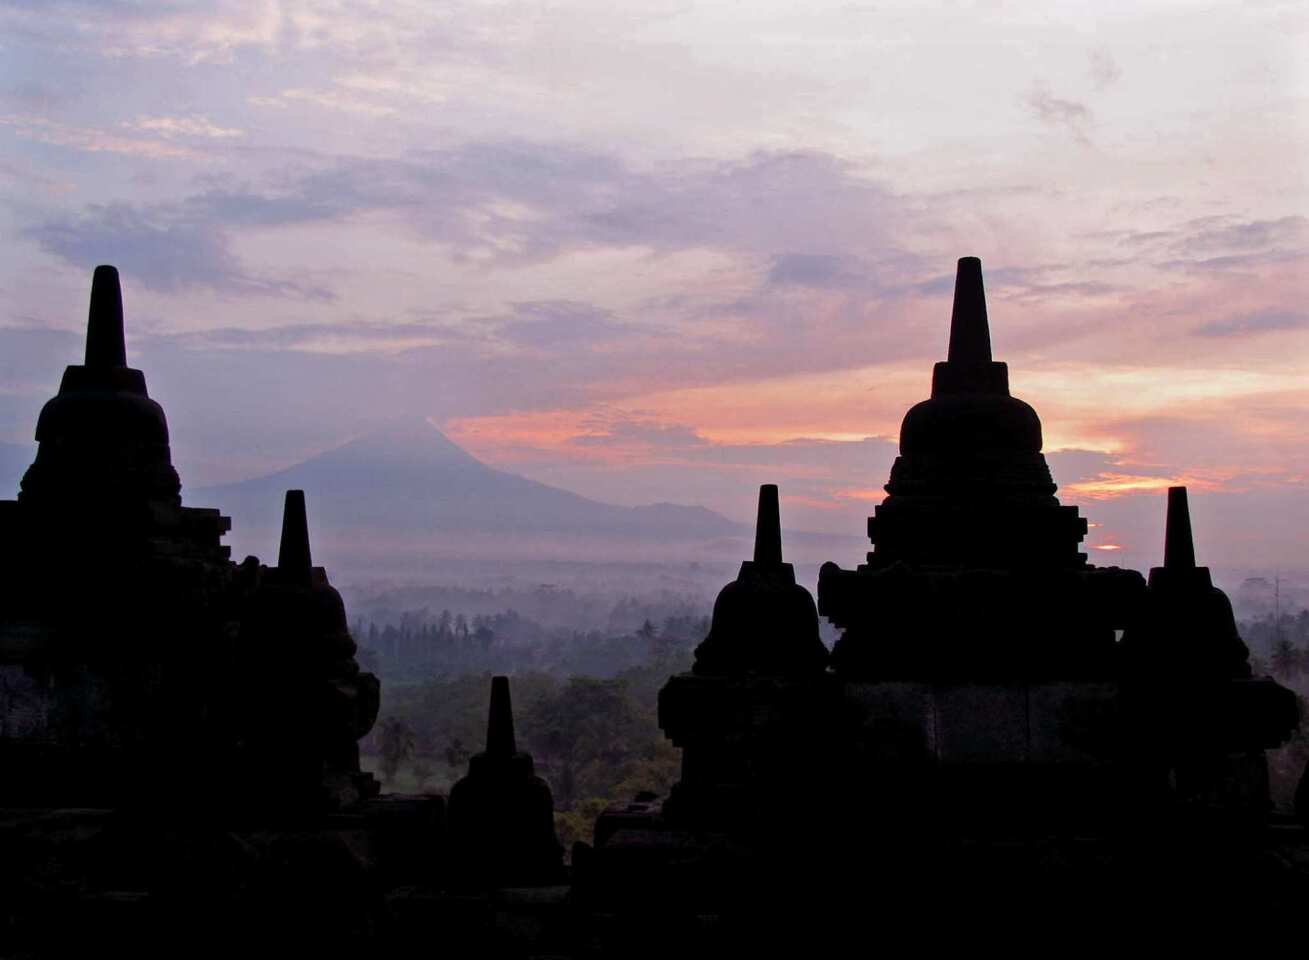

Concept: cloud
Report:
left=0, top=113, right=197, bottom=159
left=152, top=300, right=626, bottom=355
left=1087, top=49, right=1121, bottom=90
left=570, top=414, right=710, bottom=450
left=1087, top=215, right=1308, bottom=280
left=1064, top=471, right=1224, bottom=500
left=26, top=141, right=914, bottom=316
left=497, top=301, right=629, bottom=349
left=1023, top=85, right=1093, bottom=143
left=1095, top=216, right=1308, bottom=257
left=767, top=253, right=863, bottom=289
left=250, top=87, right=400, bottom=118
left=0, top=324, right=81, bottom=399
left=1194, top=310, right=1309, bottom=338
left=152, top=320, right=464, bottom=353
left=0, top=0, right=285, bottom=64
left=27, top=202, right=333, bottom=298
left=154, top=144, right=904, bottom=265
left=909, top=263, right=1118, bottom=306
left=128, top=115, right=244, bottom=139
left=1181, top=215, right=1308, bottom=255
left=1025, top=89, right=1092, bottom=125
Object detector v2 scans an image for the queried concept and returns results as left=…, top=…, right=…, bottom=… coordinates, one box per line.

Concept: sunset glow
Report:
left=0, top=1, right=1305, bottom=571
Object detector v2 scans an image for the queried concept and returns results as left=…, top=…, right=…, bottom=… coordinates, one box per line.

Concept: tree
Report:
left=411, top=758, right=435, bottom=791
left=1272, top=639, right=1300, bottom=678
left=520, top=678, right=648, bottom=810
left=444, top=736, right=471, bottom=771
left=378, top=716, right=416, bottom=784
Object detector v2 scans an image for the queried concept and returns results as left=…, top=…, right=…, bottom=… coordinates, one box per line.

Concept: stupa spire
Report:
left=277, top=490, right=313, bottom=576
left=1163, top=486, right=1196, bottom=570
left=753, top=484, right=783, bottom=565
left=946, top=256, right=991, bottom=364
left=487, top=675, right=517, bottom=758
left=84, top=265, right=127, bottom=368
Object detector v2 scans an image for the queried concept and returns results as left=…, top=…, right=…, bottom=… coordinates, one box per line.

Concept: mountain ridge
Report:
left=194, top=418, right=745, bottom=558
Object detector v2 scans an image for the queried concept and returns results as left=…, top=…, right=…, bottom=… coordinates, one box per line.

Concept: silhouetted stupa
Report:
left=447, top=676, right=563, bottom=887
left=1118, top=487, right=1295, bottom=809
left=819, top=256, right=1143, bottom=680
left=0, top=269, right=380, bottom=812
left=16, top=266, right=228, bottom=556
left=578, top=256, right=1303, bottom=943
left=1124, top=486, right=1252, bottom=679
left=692, top=484, right=827, bottom=676
left=0, top=261, right=1304, bottom=954
left=868, top=256, right=1085, bottom=567
left=0, top=267, right=234, bottom=804
left=237, top=490, right=380, bottom=809
left=656, top=485, right=835, bottom=831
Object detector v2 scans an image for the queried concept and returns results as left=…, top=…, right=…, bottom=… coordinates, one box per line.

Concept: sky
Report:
left=0, top=0, right=1306, bottom=576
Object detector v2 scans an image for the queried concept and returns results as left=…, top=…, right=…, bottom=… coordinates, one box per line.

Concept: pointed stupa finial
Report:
left=278, top=489, right=313, bottom=576
left=1163, top=486, right=1196, bottom=570
left=947, top=256, right=992, bottom=364
left=85, top=265, right=127, bottom=368
left=753, top=484, right=783, bottom=565
left=487, top=675, right=517, bottom=758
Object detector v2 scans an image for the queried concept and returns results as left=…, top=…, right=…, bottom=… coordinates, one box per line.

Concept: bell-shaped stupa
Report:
left=447, top=676, right=564, bottom=887
left=1122, top=487, right=1252, bottom=679
left=870, top=257, right=1086, bottom=568
left=237, top=490, right=380, bottom=808
left=21, top=266, right=182, bottom=513
left=820, top=257, right=1143, bottom=679
left=13, top=266, right=229, bottom=562
left=692, top=484, right=828, bottom=676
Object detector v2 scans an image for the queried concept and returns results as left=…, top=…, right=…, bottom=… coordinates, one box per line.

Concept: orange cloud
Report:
left=832, top=487, right=885, bottom=502
left=0, top=114, right=198, bottom=159
left=1065, top=471, right=1226, bottom=500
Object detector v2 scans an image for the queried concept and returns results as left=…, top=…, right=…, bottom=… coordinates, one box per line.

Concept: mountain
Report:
left=194, top=418, right=746, bottom=566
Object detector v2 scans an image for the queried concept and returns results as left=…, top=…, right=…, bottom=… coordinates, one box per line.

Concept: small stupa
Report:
left=654, top=485, right=836, bottom=829
left=447, top=676, right=563, bottom=887
left=1118, top=487, right=1297, bottom=807
left=237, top=490, right=380, bottom=809
left=692, top=484, right=828, bottom=676
left=1122, top=487, right=1251, bottom=679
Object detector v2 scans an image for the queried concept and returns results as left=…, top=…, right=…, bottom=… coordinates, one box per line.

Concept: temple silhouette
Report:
left=0, top=261, right=1304, bottom=955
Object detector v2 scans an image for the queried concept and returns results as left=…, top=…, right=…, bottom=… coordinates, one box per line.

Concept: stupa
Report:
left=236, top=490, right=380, bottom=809
left=447, top=676, right=564, bottom=887
left=1124, top=486, right=1253, bottom=679
left=578, top=257, right=1303, bottom=940
left=0, top=268, right=382, bottom=811
left=0, top=268, right=436, bottom=956
left=819, top=256, right=1144, bottom=680
left=15, top=265, right=230, bottom=557
left=1119, top=486, right=1297, bottom=811
left=0, top=266, right=235, bottom=805
left=644, top=484, right=837, bottom=827
left=691, top=484, right=828, bottom=677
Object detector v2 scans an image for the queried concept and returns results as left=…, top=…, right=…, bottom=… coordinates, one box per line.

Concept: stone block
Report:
left=841, top=682, right=935, bottom=763
left=1028, top=682, right=1120, bottom=764
left=934, top=684, right=1027, bottom=764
